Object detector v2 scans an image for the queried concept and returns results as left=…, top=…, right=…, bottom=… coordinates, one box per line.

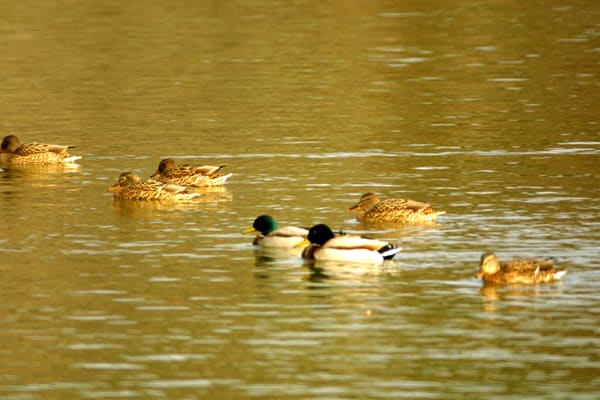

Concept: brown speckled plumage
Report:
left=108, top=172, right=200, bottom=201
left=1, top=135, right=80, bottom=165
left=476, top=252, right=567, bottom=284
left=348, top=192, right=445, bottom=223
left=150, top=158, right=232, bottom=187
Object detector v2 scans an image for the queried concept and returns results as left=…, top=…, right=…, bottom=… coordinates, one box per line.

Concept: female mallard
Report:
left=151, top=158, right=232, bottom=187
left=296, top=224, right=401, bottom=264
left=477, top=252, right=567, bottom=284
left=243, top=215, right=309, bottom=247
left=107, top=171, right=200, bottom=201
left=0, top=134, right=81, bottom=165
left=348, top=192, right=445, bottom=223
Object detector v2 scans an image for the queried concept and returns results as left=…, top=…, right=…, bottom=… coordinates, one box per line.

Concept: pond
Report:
left=1, top=0, right=599, bottom=398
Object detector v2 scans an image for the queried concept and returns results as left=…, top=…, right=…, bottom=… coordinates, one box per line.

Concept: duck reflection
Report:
left=111, top=186, right=232, bottom=216
left=479, top=281, right=566, bottom=314
left=354, top=219, right=442, bottom=231
left=252, top=246, right=304, bottom=261
left=252, top=249, right=306, bottom=282
left=350, top=221, right=443, bottom=245
left=1, top=163, right=81, bottom=182
left=303, top=258, right=401, bottom=282
left=479, top=282, right=564, bottom=300
left=304, top=263, right=332, bottom=283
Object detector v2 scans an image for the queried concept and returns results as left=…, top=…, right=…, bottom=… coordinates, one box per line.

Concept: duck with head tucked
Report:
left=151, top=158, right=232, bottom=187
left=107, top=171, right=200, bottom=201
left=348, top=192, right=445, bottom=224
left=296, top=223, right=401, bottom=264
left=0, top=134, right=81, bottom=165
left=243, top=215, right=309, bottom=247
left=477, top=252, right=567, bottom=284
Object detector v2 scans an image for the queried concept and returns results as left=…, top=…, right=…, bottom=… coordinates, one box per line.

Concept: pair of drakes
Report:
left=0, top=135, right=81, bottom=164
left=243, top=215, right=401, bottom=264
left=108, top=159, right=232, bottom=201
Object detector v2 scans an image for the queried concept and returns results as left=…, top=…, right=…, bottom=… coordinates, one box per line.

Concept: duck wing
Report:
left=161, top=182, right=197, bottom=194
left=190, top=164, right=226, bottom=177
left=16, top=142, right=73, bottom=156
left=270, top=226, right=309, bottom=238
left=324, top=235, right=390, bottom=251
left=402, top=199, right=433, bottom=211
left=502, top=258, right=555, bottom=273
left=172, top=164, right=226, bottom=177
left=134, top=179, right=165, bottom=191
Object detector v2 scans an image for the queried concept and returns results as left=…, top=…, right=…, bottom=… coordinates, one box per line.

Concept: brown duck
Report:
left=477, top=252, right=567, bottom=284
left=107, top=172, right=200, bottom=201
left=151, top=158, right=232, bottom=187
left=348, top=192, right=445, bottom=223
left=0, top=134, right=81, bottom=165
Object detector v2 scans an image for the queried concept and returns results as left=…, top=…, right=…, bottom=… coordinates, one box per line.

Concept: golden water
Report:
left=1, top=0, right=599, bottom=398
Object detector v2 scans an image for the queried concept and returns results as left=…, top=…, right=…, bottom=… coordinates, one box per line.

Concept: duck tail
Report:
left=554, top=270, right=567, bottom=280
left=378, top=244, right=401, bottom=260
left=211, top=173, right=232, bottom=185
left=63, top=155, right=82, bottom=163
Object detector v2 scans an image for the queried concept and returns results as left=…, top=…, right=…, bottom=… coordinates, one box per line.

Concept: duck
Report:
left=295, top=223, right=401, bottom=264
left=150, top=158, right=232, bottom=187
left=0, top=134, right=81, bottom=165
left=348, top=192, right=445, bottom=223
left=107, top=171, right=200, bottom=201
left=242, top=215, right=309, bottom=247
left=476, top=252, right=567, bottom=284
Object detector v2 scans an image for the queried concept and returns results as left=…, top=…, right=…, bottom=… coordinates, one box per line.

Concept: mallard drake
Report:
left=348, top=192, right=445, bottom=223
left=296, top=223, right=401, bottom=264
left=151, top=158, right=232, bottom=187
left=476, top=252, right=567, bottom=284
left=243, top=215, right=309, bottom=247
left=0, top=135, right=81, bottom=165
left=107, top=171, right=200, bottom=201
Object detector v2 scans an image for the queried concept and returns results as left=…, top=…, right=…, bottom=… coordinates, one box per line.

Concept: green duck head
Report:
left=244, top=215, right=279, bottom=235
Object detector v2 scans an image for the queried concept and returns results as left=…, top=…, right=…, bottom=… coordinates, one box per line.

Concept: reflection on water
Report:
left=478, top=281, right=571, bottom=317
left=479, top=281, right=567, bottom=302
left=110, top=186, right=233, bottom=216
left=1, top=0, right=600, bottom=399
left=0, top=163, right=82, bottom=190
left=304, top=258, right=403, bottom=281
left=353, top=219, right=443, bottom=234
left=252, top=246, right=305, bottom=261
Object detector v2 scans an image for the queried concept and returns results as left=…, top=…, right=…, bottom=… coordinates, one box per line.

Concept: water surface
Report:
left=1, top=0, right=599, bottom=399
